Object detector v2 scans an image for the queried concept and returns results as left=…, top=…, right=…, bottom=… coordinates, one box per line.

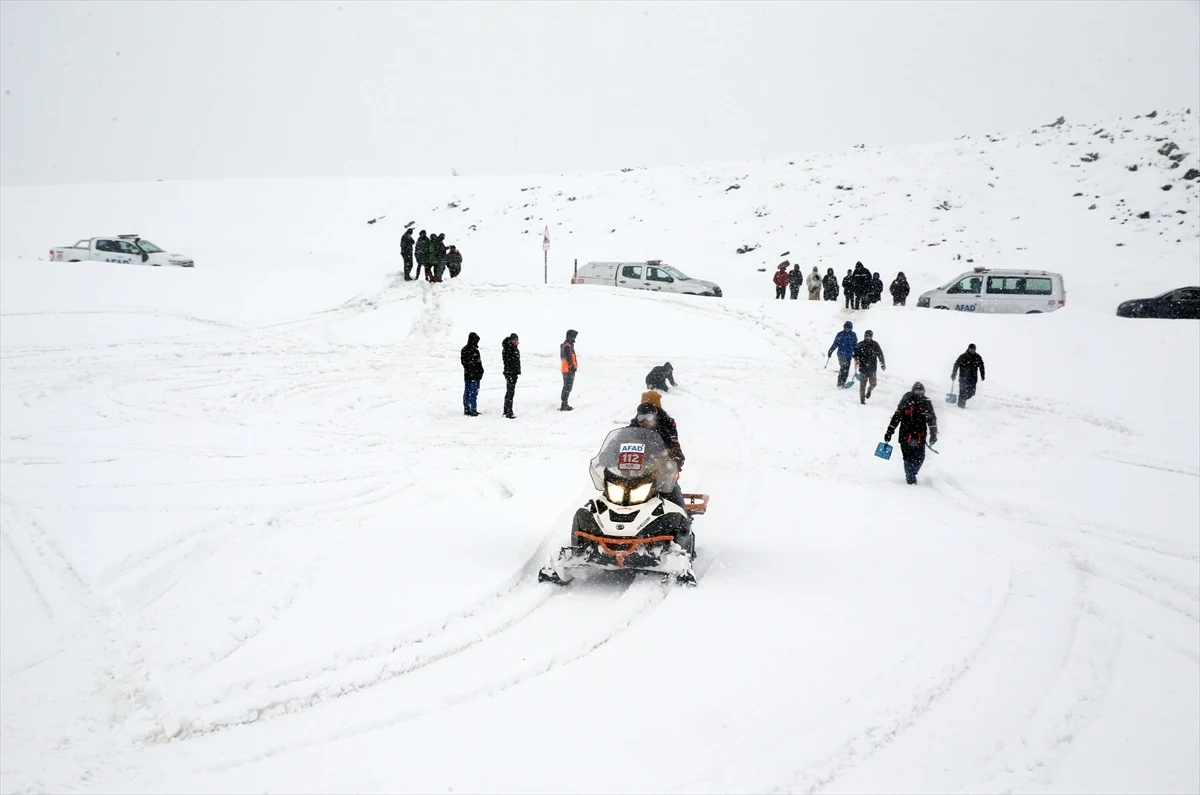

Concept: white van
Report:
left=572, top=260, right=722, bottom=298
left=916, top=267, right=1065, bottom=314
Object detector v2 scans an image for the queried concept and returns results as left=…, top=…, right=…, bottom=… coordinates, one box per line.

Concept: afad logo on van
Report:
left=954, top=304, right=978, bottom=312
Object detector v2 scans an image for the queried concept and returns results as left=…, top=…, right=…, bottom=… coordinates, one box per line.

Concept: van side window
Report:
left=946, top=276, right=982, bottom=295
left=116, top=240, right=140, bottom=255
left=646, top=267, right=671, bottom=282
left=986, top=276, right=1021, bottom=294
left=95, top=239, right=116, bottom=253
left=621, top=265, right=643, bottom=280
left=1022, top=278, right=1053, bottom=295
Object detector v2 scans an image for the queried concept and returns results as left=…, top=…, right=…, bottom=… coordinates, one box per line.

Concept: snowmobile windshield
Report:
left=589, top=426, right=678, bottom=493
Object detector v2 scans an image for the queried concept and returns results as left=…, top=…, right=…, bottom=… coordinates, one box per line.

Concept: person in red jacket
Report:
left=773, top=262, right=789, bottom=299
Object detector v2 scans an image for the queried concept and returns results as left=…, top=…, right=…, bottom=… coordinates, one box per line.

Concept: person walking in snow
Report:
left=773, top=262, right=789, bottom=300
left=501, top=333, right=520, bottom=418
left=884, top=382, right=939, bottom=485
left=807, top=266, right=822, bottom=300
left=842, top=268, right=855, bottom=309
left=890, top=272, right=910, bottom=306
left=852, top=262, right=871, bottom=309
left=823, top=268, right=840, bottom=301
left=415, top=230, right=431, bottom=281
left=869, top=272, right=885, bottom=307
left=401, top=228, right=415, bottom=281
left=645, top=362, right=678, bottom=392
left=560, top=329, right=578, bottom=411
left=461, top=332, right=484, bottom=416
left=951, top=343, right=986, bottom=409
left=787, top=264, right=803, bottom=299
left=852, top=330, right=886, bottom=405
left=827, top=320, right=858, bottom=389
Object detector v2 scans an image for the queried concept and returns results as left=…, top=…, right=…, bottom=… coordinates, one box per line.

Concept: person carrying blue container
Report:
left=883, top=382, right=939, bottom=485
left=827, top=321, right=858, bottom=389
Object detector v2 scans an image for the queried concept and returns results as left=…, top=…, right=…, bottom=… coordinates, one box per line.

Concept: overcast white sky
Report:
left=1, top=0, right=1197, bottom=186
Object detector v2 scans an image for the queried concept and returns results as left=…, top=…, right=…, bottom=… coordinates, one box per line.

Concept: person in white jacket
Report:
left=807, top=267, right=822, bottom=300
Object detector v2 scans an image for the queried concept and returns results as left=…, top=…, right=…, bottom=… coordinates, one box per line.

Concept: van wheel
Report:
left=68, top=259, right=80, bottom=262
left=935, top=306, right=949, bottom=310
left=1025, top=310, right=1041, bottom=314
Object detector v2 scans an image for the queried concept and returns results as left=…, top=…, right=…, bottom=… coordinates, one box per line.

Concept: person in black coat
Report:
left=446, top=245, right=463, bottom=278
left=401, top=228, right=415, bottom=280
left=787, top=264, right=804, bottom=300
left=842, top=269, right=854, bottom=309
left=501, top=333, right=521, bottom=418
left=823, top=268, right=840, bottom=301
left=884, top=382, right=939, bottom=484
left=890, top=272, right=910, bottom=306
left=852, top=262, right=871, bottom=309
left=852, top=330, right=886, bottom=405
left=645, top=362, right=677, bottom=392
left=461, top=332, right=483, bottom=416
left=951, top=344, right=986, bottom=409
left=629, top=400, right=687, bottom=509
left=870, top=272, right=885, bottom=306
left=430, top=234, right=447, bottom=282
left=415, top=231, right=431, bottom=281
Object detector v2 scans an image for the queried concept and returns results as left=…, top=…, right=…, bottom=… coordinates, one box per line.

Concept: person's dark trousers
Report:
left=666, top=482, right=687, bottom=510
left=958, top=377, right=977, bottom=409
left=836, top=354, right=852, bottom=387
left=403, top=253, right=414, bottom=280
left=561, top=371, right=575, bottom=408
left=503, top=375, right=518, bottom=417
left=463, top=380, right=480, bottom=414
left=901, top=443, right=925, bottom=484
left=775, top=286, right=785, bottom=299
left=859, top=369, right=877, bottom=402
left=851, top=293, right=861, bottom=309
left=789, top=286, right=799, bottom=299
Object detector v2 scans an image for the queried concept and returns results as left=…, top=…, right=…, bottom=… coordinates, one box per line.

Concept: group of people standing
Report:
left=773, top=260, right=911, bottom=310
left=402, top=228, right=464, bottom=282
left=458, top=328, right=580, bottom=418
left=826, top=320, right=987, bottom=485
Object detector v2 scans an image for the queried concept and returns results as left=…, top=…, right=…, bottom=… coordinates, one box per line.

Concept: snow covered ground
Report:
left=1, top=109, right=1198, bottom=793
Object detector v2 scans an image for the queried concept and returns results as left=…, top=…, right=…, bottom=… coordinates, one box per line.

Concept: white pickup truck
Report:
left=572, top=260, right=722, bottom=297
left=48, top=234, right=195, bottom=268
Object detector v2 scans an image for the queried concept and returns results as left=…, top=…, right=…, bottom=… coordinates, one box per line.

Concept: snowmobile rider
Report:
left=629, top=392, right=688, bottom=510
left=645, top=362, right=677, bottom=392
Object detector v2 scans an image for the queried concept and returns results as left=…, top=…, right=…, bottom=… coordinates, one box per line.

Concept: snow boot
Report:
left=560, top=403, right=573, bottom=411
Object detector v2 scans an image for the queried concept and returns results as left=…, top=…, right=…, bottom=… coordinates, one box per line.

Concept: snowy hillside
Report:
left=1, top=109, right=1198, bottom=794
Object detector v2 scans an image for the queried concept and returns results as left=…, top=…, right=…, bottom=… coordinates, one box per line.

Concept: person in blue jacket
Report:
left=827, top=321, right=858, bottom=388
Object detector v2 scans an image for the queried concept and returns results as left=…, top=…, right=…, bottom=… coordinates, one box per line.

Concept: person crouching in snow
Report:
left=645, top=362, right=677, bottom=392
left=629, top=395, right=687, bottom=509
left=884, top=382, right=938, bottom=485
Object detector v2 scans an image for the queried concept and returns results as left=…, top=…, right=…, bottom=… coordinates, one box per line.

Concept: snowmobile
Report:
left=538, top=425, right=710, bottom=587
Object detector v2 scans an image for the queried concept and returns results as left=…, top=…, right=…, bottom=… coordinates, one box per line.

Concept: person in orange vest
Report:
left=559, top=329, right=578, bottom=411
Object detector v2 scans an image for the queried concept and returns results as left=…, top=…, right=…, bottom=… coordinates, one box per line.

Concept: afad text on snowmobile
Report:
left=538, top=426, right=710, bottom=587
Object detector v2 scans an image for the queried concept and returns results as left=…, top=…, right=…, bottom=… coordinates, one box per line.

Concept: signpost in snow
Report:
left=542, top=226, right=550, bottom=284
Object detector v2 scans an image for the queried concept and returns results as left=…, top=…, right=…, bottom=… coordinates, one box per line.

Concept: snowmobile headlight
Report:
left=628, top=482, right=654, bottom=504
left=605, top=481, right=626, bottom=503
